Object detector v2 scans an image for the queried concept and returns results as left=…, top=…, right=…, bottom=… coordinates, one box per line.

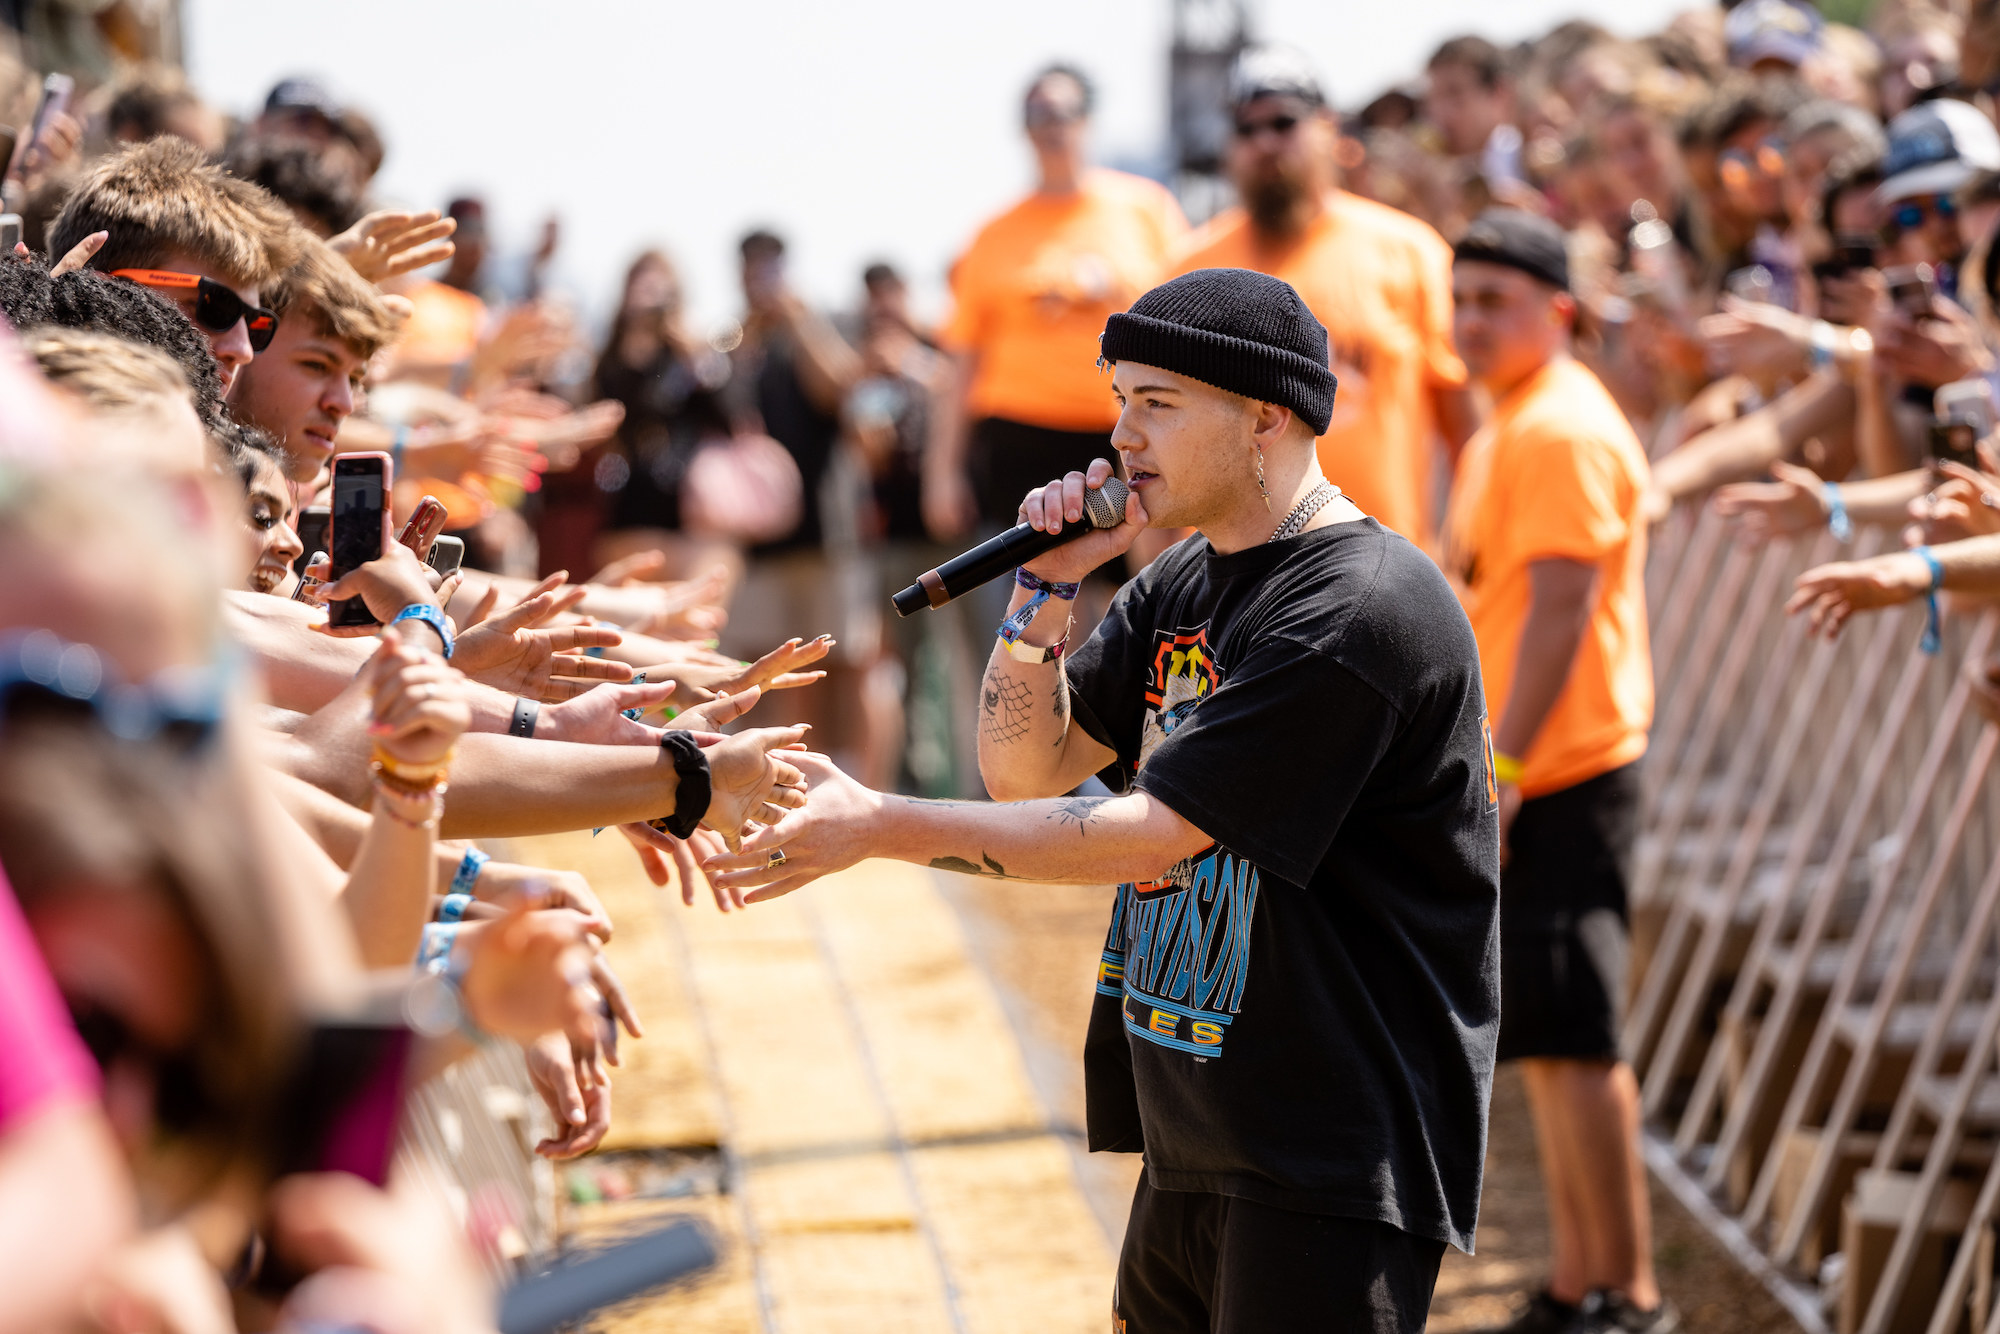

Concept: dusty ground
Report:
left=946, top=879, right=1801, bottom=1334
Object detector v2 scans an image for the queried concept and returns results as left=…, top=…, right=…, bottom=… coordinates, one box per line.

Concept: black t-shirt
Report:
left=1064, top=517, right=1501, bottom=1253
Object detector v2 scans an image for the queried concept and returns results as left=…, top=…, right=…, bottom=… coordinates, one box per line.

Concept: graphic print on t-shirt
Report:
left=1100, top=625, right=1260, bottom=1059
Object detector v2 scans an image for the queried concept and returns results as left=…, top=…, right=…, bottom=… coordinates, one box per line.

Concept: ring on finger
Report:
left=767, top=848, right=788, bottom=869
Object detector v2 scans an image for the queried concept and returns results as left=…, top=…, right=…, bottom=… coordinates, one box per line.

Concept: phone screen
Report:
left=1931, top=421, right=1981, bottom=469
left=294, top=506, right=329, bottom=577
left=328, top=458, right=387, bottom=627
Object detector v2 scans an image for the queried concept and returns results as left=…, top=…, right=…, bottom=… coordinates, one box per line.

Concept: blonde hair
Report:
left=25, top=327, right=192, bottom=416
left=265, top=231, right=404, bottom=360
left=48, top=136, right=302, bottom=291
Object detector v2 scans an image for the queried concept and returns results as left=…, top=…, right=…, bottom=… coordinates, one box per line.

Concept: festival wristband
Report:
left=416, top=921, right=463, bottom=975
left=450, top=847, right=490, bottom=897
left=392, top=602, right=454, bottom=659
left=390, top=425, right=409, bottom=471
left=997, top=568, right=1078, bottom=661
left=438, top=892, right=474, bottom=924
left=1916, top=545, right=1945, bottom=655
left=509, top=696, right=540, bottom=738
left=1824, top=483, right=1852, bottom=543
left=1492, top=751, right=1526, bottom=787
left=651, top=730, right=712, bottom=840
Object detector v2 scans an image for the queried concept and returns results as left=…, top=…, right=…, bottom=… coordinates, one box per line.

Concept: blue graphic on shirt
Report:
left=1098, top=847, right=1262, bottom=1056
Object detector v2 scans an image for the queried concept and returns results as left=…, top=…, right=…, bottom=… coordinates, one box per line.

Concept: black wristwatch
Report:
left=655, top=730, right=711, bottom=840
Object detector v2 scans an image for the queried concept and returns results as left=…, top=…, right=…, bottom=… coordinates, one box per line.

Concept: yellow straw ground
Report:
left=508, top=833, right=1114, bottom=1334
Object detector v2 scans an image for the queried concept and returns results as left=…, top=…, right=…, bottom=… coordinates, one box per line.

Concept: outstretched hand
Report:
left=330, top=209, right=459, bottom=285
left=1785, top=550, right=1933, bottom=638
left=1712, top=460, right=1831, bottom=544
left=454, top=578, right=633, bottom=701
left=698, top=725, right=811, bottom=851
left=702, top=751, right=879, bottom=902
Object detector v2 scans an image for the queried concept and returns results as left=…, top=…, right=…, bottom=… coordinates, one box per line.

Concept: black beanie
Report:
left=1453, top=208, right=1571, bottom=293
left=1099, top=269, right=1338, bottom=435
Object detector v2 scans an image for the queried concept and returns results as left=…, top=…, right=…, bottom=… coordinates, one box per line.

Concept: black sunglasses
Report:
left=0, top=627, right=228, bottom=748
left=1234, top=113, right=1301, bottom=139
left=112, top=269, right=280, bottom=353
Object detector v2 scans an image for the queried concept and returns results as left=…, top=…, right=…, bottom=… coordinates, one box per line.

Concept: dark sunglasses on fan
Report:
left=0, top=627, right=228, bottom=748
left=111, top=269, right=280, bottom=352
left=1886, top=194, right=1958, bottom=238
left=1234, top=113, right=1301, bottom=139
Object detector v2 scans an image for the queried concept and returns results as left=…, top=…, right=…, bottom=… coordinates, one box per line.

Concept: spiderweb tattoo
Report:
left=981, top=676, right=1035, bottom=745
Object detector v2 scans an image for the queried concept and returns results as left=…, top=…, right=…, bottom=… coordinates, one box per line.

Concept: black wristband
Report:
left=656, top=730, right=711, bottom=840
left=509, top=697, right=540, bottom=738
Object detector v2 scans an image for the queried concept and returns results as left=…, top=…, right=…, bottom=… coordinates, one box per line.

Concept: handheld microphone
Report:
left=893, top=477, right=1130, bottom=617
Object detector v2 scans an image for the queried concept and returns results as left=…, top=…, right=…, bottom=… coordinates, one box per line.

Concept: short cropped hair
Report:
left=1429, top=35, right=1509, bottom=89
left=25, top=327, right=192, bottom=419
left=262, top=232, right=402, bottom=360
left=0, top=258, right=226, bottom=426
left=48, top=137, right=303, bottom=292
left=740, top=229, right=785, bottom=262
left=1025, top=63, right=1095, bottom=117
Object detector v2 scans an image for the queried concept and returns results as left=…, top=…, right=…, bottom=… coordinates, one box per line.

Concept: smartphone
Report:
left=0, top=214, right=19, bottom=254
left=498, top=1219, right=716, bottom=1334
left=1885, top=263, right=1938, bottom=319
left=327, top=454, right=392, bottom=628
left=426, top=534, right=465, bottom=577
left=1811, top=233, right=1878, bottom=284
left=1930, top=419, right=1982, bottom=469
left=397, top=494, right=449, bottom=561
left=1724, top=264, right=1776, bottom=306
left=293, top=506, right=330, bottom=577
left=4, top=74, right=72, bottom=183
left=292, top=551, right=326, bottom=602
left=1937, top=378, right=1997, bottom=438
left=250, top=998, right=417, bottom=1298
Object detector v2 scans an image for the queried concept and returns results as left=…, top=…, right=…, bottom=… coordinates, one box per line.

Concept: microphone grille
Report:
left=1083, top=477, right=1130, bottom=530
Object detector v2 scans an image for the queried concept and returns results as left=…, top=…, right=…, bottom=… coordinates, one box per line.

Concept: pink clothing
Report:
left=0, top=870, right=98, bottom=1129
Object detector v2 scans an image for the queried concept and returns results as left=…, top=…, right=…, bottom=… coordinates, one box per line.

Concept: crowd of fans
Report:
left=8, top=0, right=2000, bottom=1327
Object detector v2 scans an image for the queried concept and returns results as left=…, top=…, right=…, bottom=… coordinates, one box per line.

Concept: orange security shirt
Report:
left=1170, top=192, right=1465, bottom=547
left=1444, top=357, right=1652, bottom=799
left=941, top=169, right=1187, bottom=432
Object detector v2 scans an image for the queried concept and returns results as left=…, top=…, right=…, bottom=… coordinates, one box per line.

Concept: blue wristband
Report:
left=391, top=425, right=409, bottom=471
left=450, top=847, right=489, bottom=897
left=393, top=603, right=454, bottom=659
left=1824, top=483, right=1853, bottom=543
left=998, top=569, right=1082, bottom=649
left=438, top=892, right=474, bottom=924
left=417, top=921, right=463, bottom=975
left=1916, top=544, right=1945, bottom=655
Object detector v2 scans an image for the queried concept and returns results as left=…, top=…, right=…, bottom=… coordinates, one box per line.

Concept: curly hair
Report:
left=0, top=257, right=228, bottom=427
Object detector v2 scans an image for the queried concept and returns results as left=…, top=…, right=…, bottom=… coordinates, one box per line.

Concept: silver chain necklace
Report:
left=1269, top=481, right=1340, bottom=543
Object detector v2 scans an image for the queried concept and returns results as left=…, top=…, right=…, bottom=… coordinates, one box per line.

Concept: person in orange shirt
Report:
left=1443, top=211, right=1669, bottom=1334
left=1171, top=46, right=1475, bottom=549
left=926, top=64, right=1188, bottom=545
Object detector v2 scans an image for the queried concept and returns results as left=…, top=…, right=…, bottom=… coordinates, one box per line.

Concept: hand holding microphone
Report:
left=892, top=459, right=1148, bottom=615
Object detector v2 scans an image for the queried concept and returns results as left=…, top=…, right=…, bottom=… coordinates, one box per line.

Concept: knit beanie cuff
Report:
left=1101, top=311, right=1338, bottom=435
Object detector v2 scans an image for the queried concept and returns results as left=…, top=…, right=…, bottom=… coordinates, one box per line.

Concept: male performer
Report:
left=705, top=269, right=1500, bottom=1330
left=1443, top=211, right=1667, bottom=1334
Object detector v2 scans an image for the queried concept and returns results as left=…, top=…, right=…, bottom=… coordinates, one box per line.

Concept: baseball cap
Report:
left=1453, top=208, right=1571, bottom=293
left=263, top=76, right=342, bottom=121
left=1879, top=98, right=2000, bottom=204
left=1725, top=0, right=1824, bottom=69
left=1228, top=45, right=1326, bottom=111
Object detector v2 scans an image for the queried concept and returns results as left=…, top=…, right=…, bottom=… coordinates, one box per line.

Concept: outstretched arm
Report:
left=704, top=752, right=1214, bottom=900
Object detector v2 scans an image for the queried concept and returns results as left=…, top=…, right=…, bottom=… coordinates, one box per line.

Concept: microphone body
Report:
left=893, top=477, right=1129, bottom=617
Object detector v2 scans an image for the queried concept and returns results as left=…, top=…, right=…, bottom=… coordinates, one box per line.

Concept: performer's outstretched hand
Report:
left=1017, top=457, right=1149, bottom=587
left=701, top=752, right=880, bottom=901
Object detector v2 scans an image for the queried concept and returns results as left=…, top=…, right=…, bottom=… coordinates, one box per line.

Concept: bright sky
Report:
left=185, top=0, right=1694, bottom=333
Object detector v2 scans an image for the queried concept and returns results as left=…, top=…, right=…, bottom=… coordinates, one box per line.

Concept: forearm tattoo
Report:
left=980, top=674, right=1035, bottom=745
left=1047, top=795, right=1109, bottom=835
left=1052, top=671, right=1070, bottom=743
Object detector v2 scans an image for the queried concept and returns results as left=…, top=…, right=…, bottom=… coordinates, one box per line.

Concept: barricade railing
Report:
left=395, top=1041, right=556, bottom=1289
left=1633, top=501, right=2000, bottom=1333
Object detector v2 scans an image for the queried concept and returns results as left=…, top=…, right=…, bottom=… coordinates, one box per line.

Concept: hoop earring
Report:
left=1254, top=444, right=1271, bottom=511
